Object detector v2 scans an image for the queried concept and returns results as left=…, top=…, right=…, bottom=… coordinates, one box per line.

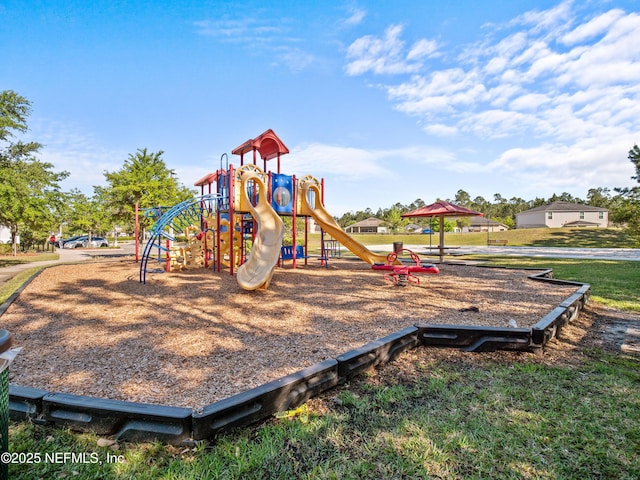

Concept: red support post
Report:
left=304, top=216, right=308, bottom=266
left=320, top=179, right=327, bottom=267
left=229, top=165, right=235, bottom=275
left=216, top=210, right=221, bottom=272
left=134, top=202, right=139, bottom=263
left=292, top=175, right=297, bottom=269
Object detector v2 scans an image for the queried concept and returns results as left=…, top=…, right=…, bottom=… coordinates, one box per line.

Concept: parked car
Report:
left=59, top=235, right=83, bottom=248
left=83, top=237, right=109, bottom=248
left=63, top=235, right=109, bottom=248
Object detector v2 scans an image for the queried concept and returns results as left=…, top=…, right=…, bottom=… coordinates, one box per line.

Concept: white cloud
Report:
left=288, top=143, right=393, bottom=180
left=344, top=24, right=438, bottom=75
left=343, top=5, right=366, bottom=26
left=359, top=5, right=637, bottom=156
left=387, top=68, right=486, bottom=116
left=193, top=16, right=314, bottom=73
left=272, top=46, right=315, bottom=73
left=407, top=39, right=438, bottom=60
left=193, top=18, right=279, bottom=40
left=509, top=93, right=549, bottom=111
left=423, top=124, right=458, bottom=136
left=287, top=142, right=463, bottom=181
left=487, top=137, right=637, bottom=192
left=27, top=118, right=125, bottom=195
left=561, top=8, right=625, bottom=45
left=343, top=2, right=640, bottom=198
left=509, top=0, right=573, bottom=33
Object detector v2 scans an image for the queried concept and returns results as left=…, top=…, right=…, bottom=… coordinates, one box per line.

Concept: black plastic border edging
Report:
left=415, top=269, right=590, bottom=353
left=528, top=269, right=591, bottom=347
left=336, top=326, right=419, bottom=380
left=42, top=393, right=193, bottom=444
left=6, top=264, right=591, bottom=443
left=416, top=324, right=532, bottom=352
left=192, top=359, right=339, bottom=440
left=8, top=385, right=47, bottom=421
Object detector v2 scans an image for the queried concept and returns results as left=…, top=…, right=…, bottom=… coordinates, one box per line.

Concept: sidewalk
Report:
left=0, top=243, right=136, bottom=287
left=366, top=244, right=640, bottom=261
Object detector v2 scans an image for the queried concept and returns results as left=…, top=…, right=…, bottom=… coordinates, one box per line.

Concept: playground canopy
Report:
left=231, top=129, right=290, bottom=173
left=402, top=200, right=483, bottom=261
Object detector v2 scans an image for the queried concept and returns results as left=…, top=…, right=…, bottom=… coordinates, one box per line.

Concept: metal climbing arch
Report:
left=139, top=194, right=220, bottom=284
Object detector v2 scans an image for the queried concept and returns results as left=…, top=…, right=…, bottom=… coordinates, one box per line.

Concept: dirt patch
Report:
left=3, top=259, right=580, bottom=409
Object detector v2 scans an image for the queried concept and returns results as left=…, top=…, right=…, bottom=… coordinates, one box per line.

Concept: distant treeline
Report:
left=337, top=187, right=629, bottom=231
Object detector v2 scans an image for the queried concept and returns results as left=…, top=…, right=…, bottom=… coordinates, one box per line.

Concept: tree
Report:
left=102, top=148, right=195, bottom=239
left=0, top=91, right=68, bottom=255
left=0, top=90, right=31, bottom=142
left=454, top=189, right=471, bottom=207
left=612, top=145, right=640, bottom=242
left=587, top=187, right=613, bottom=208
left=628, top=144, right=640, bottom=181
left=0, top=156, right=69, bottom=254
left=66, top=189, right=111, bottom=245
left=385, top=208, right=408, bottom=233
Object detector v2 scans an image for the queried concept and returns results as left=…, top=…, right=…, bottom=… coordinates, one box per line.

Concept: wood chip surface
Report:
left=2, top=259, right=578, bottom=409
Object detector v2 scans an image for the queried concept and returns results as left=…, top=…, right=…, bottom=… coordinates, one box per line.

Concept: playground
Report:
left=1, top=129, right=591, bottom=442
left=3, top=259, right=578, bottom=409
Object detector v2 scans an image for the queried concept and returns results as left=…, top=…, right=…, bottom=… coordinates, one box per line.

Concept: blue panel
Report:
left=271, top=174, right=293, bottom=214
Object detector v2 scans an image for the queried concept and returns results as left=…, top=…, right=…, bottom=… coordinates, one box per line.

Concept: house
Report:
left=345, top=217, right=387, bottom=234
left=404, top=223, right=424, bottom=233
left=0, top=226, right=17, bottom=244
left=516, top=201, right=608, bottom=229
left=463, top=217, right=509, bottom=233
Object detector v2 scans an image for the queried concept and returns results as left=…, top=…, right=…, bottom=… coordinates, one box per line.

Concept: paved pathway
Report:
left=449, top=245, right=640, bottom=261
left=0, top=242, right=136, bottom=287
left=368, top=244, right=640, bottom=261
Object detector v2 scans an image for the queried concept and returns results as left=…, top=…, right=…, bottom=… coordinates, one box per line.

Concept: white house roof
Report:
left=469, top=217, right=508, bottom=227
left=517, top=201, right=607, bottom=215
left=347, top=217, right=385, bottom=228
left=563, top=220, right=602, bottom=227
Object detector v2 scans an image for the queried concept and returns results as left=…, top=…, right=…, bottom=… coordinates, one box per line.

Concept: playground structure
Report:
left=140, top=129, right=400, bottom=289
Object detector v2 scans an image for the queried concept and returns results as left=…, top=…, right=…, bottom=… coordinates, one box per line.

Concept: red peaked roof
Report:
left=402, top=200, right=483, bottom=218
left=231, top=128, right=289, bottom=161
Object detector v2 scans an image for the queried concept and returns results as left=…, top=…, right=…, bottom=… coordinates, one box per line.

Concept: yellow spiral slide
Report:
left=236, top=166, right=285, bottom=290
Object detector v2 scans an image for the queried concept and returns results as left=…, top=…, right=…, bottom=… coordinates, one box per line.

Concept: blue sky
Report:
left=3, top=0, right=639, bottom=215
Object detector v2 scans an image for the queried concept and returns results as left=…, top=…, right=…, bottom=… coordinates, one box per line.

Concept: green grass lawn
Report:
left=0, top=253, right=58, bottom=268
left=0, top=253, right=58, bottom=304
left=338, top=227, right=638, bottom=248
left=471, top=256, right=640, bottom=312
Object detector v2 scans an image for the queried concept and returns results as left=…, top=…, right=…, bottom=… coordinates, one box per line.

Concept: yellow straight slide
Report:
left=298, top=175, right=390, bottom=265
left=236, top=166, right=285, bottom=290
